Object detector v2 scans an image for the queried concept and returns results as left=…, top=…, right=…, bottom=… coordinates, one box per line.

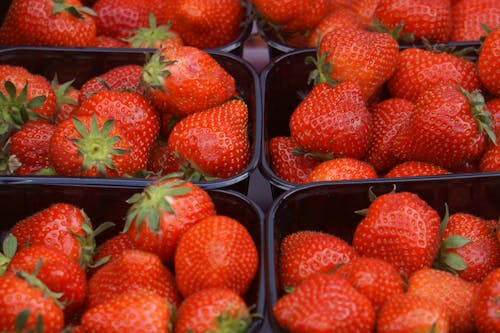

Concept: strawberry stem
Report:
left=126, top=13, right=177, bottom=48
left=459, top=87, right=497, bottom=145
left=51, top=0, right=96, bottom=19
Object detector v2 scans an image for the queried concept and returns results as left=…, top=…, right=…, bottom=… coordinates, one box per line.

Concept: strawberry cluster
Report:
left=0, top=176, right=260, bottom=332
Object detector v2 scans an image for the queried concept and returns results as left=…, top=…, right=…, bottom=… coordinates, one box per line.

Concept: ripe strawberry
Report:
left=88, top=233, right=135, bottom=275
left=165, top=99, right=250, bottom=179
left=123, top=176, right=216, bottom=264
left=269, top=136, right=322, bottom=184
left=174, top=215, right=258, bottom=298
left=452, top=0, right=500, bottom=41
left=438, top=212, right=500, bottom=283
left=473, top=268, right=500, bottom=333
left=318, top=27, right=399, bottom=101
left=352, top=192, right=441, bottom=278
left=175, top=287, right=253, bottom=333
left=0, top=273, right=64, bottom=333
left=392, top=83, right=494, bottom=170
left=170, top=0, right=244, bottom=49
left=478, top=27, right=500, bottom=96
left=87, top=249, right=181, bottom=309
left=289, top=81, right=371, bottom=160
left=0, top=0, right=96, bottom=47
left=81, top=290, right=173, bottom=333
left=49, top=115, right=142, bottom=177
left=273, top=272, right=375, bottom=332
left=126, top=13, right=183, bottom=49
left=92, top=34, right=127, bottom=48
left=480, top=144, right=500, bottom=171
left=306, top=157, right=378, bottom=182
left=307, top=8, right=365, bottom=47
left=336, top=257, right=405, bottom=313
left=385, top=161, right=451, bottom=178
left=278, top=230, right=356, bottom=291
left=377, top=293, right=450, bottom=333
left=407, top=268, right=477, bottom=333
left=52, top=77, right=80, bottom=125
left=388, top=47, right=480, bottom=102
left=146, top=139, right=172, bottom=176
left=374, top=0, right=453, bottom=43
left=142, top=47, right=236, bottom=117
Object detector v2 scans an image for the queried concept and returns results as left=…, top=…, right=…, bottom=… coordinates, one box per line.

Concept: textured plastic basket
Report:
left=0, top=47, right=262, bottom=195
left=265, top=175, right=500, bottom=332
left=0, top=180, right=267, bottom=332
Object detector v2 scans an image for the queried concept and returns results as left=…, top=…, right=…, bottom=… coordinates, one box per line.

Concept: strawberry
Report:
left=388, top=47, right=480, bottom=102
left=87, top=249, right=181, bottom=309
left=123, top=176, right=216, bottom=264
left=407, top=268, right=477, bottom=333
left=289, top=81, right=371, bottom=160
left=374, top=0, right=453, bottom=43
left=174, top=215, right=258, bottom=298
left=49, top=115, right=142, bottom=177
left=175, top=287, right=254, bottom=333
left=278, top=230, right=356, bottom=291
left=126, top=13, right=184, bottom=49
left=81, top=290, right=173, bottom=333
left=332, top=0, right=380, bottom=27
left=352, top=192, right=441, bottom=278
left=146, top=139, right=172, bottom=176
left=9, top=119, right=55, bottom=175
left=92, top=34, right=127, bottom=48
left=377, top=293, right=450, bottom=333
left=318, top=27, right=399, bottom=101
left=142, top=47, right=236, bottom=117
left=486, top=99, right=500, bottom=136
left=478, top=27, right=500, bottom=97
left=385, top=161, right=451, bottom=178
left=473, top=268, right=500, bottom=333
left=88, top=233, right=135, bottom=276
left=392, top=83, right=494, bottom=170
left=451, top=0, right=500, bottom=41
left=269, top=136, right=322, bottom=184
left=165, top=99, right=250, bottom=180
left=437, top=211, right=500, bottom=283
left=273, top=272, right=376, bottom=333
left=91, top=0, right=171, bottom=39
left=170, top=0, right=244, bottom=49
left=52, top=77, right=80, bottom=125
left=0, top=273, right=64, bottom=333
left=336, top=257, right=405, bottom=313
left=0, top=0, right=96, bottom=47
left=364, top=98, right=414, bottom=172
left=480, top=144, right=500, bottom=171
left=306, top=157, right=378, bottom=182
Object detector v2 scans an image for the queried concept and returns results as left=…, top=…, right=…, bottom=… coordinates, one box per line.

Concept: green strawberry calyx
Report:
left=123, top=173, right=192, bottom=235
left=206, top=305, right=263, bottom=333
left=0, top=233, right=17, bottom=275
left=460, top=86, right=497, bottom=145
left=171, top=151, right=220, bottom=182
left=126, top=13, right=177, bottom=48
left=51, top=75, right=78, bottom=116
left=51, top=0, right=96, bottom=20
left=370, top=18, right=415, bottom=43
left=305, top=38, right=338, bottom=88
left=142, top=50, right=176, bottom=95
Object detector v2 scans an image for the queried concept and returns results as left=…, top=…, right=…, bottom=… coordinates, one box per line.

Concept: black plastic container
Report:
left=0, top=181, right=267, bottom=332
left=266, top=175, right=500, bottom=332
left=0, top=47, right=262, bottom=195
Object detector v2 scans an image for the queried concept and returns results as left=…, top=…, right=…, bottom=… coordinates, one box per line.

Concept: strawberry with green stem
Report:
left=126, top=13, right=183, bottom=49
left=305, top=157, right=378, bottom=182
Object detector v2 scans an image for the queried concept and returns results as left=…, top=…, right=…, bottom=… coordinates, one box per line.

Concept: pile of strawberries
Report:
left=0, top=176, right=260, bottom=332
left=273, top=190, right=500, bottom=332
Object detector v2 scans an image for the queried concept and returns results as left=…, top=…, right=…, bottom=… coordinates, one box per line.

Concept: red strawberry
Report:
left=81, top=290, right=173, bottom=333
left=353, top=192, right=441, bottom=278
left=0, top=0, right=96, bottom=47
left=87, top=249, right=181, bottom=309
left=170, top=0, right=244, bottom=49
left=0, top=273, right=64, bottom=333
left=165, top=99, right=250, bottom=179
left=473, top=268, right=500, bottom=333
left=126, top=13, right=184, bottom=49
left=306, top=157, right=378, bottom=182
left=388, top=47, right=480, bottom=102
left=438, top=212, right=500, bottom=283
left=318, top=27, right=399, bottom=101
left=364, top=98, right=414, bottom=172
left=336, top=257, right=405, bottom=313
left=269, top=136, right=322, bottom=184
left=124, top=177, right=216, bottom=264
left=273, top=272, right=375, bottom=333
left=92, top=34, right=127, bottom=48
left=407, top=268, right=478, bottom=333
left=332, top=0, right=380, bottom=27
left=480, top=144, right=500, bottom=171
left=478, top=27, right=500, bottom=96
left=175, top=287, right=254, bottom=333
left=52, top=78, right=80, bottom=125
left=89, top=233, right=135, bottom=275
left=307, top=8, right=365, bottom=47
left=278, top=230, right=356, bottom=291
left=146, top=139, right=172, bottom=176
left=374, top=0, right=453, bottom=43
left=392, top=83, right=494, bottom=170
left=174, top=215, right=258, bottom=298
left=142, top=46, right=236, bottom=117
left=377, top=293, right=450, bottom=333
left=289, top=81, right=371, bottom=160
left=385, top=161, right=451, bottom=178
left=452, top=0, right=500, bottom=41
